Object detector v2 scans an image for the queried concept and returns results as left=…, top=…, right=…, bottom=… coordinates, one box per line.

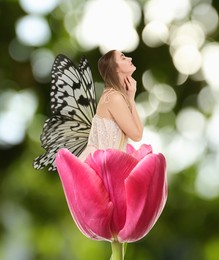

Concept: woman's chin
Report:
left=131, top=65, right=136, bottom=73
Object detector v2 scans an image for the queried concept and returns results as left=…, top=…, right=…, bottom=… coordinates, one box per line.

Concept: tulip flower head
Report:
left=55, top=144, right=167, bottom=245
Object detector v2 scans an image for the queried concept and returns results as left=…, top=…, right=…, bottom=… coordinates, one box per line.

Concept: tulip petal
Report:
left=118, top=153, right=167, bottom=242
left=126, top=144, right=136, bottom=154
left=126, top=144, right=153, bottom=161
left=87, top=149, right=138, bottom=235
left=103, top=150, right=138, bottom=235
left=55, top=148, right=113, bottom=241
left=85, top=149, right=105, bottom=179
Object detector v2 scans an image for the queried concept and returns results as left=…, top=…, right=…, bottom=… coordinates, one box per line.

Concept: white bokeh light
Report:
left=170, top=22, right=205, bottom=51
left=164, top=133, right=206, bottom=174
left=169, top=22, right=205, bottom=75
left=201, top=43, right=219, bottom=90
left=206, top=106, right=219, bottom=151
left=75, top=0, right=140, bottom=52
left=142, top=70, right=157, bottom=92
left=149, top=84, right=177, bottom=113
left=142, top=21, right=169, bottom=48
left=144, top=0, right=191, bottom=25
left=196, top=153, right=219, bottom=199
left=176, top=107, right=206, bottom=140
left=0, top=90, right=38, bottom=147
left=192, top=3, right=219, bottom=35
left=30, top=49, right=54, bottom=83
left=16, top=15, right=51, bottom=46
left=172, top=44, right=202, bottom=75
left=135, top=92, right=157, bottom=120
left=19, top=0, right=60, bottom=15
left=198, top=86, right=216, bottom=114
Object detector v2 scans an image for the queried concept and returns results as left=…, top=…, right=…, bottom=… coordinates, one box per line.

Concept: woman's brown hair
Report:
left=98, top=50, right=126, bottom=95
left=98, top=50, right=131, bottom=109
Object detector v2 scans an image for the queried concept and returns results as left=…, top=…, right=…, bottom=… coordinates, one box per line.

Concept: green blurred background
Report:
left=1, top=0, right=219, bottom=259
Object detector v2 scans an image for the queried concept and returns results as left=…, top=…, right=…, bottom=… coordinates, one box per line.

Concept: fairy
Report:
left=33, top=50, right=143, bottom=171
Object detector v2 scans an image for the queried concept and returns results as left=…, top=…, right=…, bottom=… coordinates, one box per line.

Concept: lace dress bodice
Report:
left=79, top=115, right=127, bottom=161
left=88, top=115, right=126, bottom=149
left=79, top=88, right=128, bottom=161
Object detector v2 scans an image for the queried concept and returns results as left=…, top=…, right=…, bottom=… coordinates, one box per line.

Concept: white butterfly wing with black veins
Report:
left=33, top=54, right=96, bottom=171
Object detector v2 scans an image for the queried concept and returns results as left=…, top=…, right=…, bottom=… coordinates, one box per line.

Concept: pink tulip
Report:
left=55, top=144, right=167, bottom=243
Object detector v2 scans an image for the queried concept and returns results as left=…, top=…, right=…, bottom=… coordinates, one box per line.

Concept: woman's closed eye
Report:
left=121, top=53, right=126, bottom=59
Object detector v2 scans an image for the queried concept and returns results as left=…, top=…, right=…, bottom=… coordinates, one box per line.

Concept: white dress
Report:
left=79, top=114, right=127, bottom=161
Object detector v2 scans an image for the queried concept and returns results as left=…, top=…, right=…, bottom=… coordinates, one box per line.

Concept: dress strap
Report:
left=101, top=88, right=130, bottom=109
left=101, top=88, right=117, bottom=104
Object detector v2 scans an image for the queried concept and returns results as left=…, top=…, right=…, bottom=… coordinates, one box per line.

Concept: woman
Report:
left=79, top=50, right=143, bottom=161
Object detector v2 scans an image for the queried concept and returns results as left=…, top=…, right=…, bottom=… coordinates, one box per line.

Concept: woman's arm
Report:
left=107, top=78, right=143, bottom=141
left=128, top=99, right=143, bottom=140
left=125, top=76, right=143, bottom=139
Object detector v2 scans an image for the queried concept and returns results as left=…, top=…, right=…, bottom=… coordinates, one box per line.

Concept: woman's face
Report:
left=114, top=51, right=136, bottom=75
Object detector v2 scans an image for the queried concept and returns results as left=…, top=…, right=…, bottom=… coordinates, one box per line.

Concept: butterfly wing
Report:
left=33, top=116, right=90, bottom=171
left=33, top=54, right=96, bottom=171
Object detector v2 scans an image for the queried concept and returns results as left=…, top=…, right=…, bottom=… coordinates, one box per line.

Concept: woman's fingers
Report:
left=126, top=77, right=136, bottom=91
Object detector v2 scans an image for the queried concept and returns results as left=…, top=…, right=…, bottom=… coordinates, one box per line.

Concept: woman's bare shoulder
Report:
left=99, top=89, right=124, bottom=104
left=106, top=90, right=126, bottom=103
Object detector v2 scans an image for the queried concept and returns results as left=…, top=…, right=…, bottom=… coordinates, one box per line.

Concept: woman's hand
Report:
left=124, top=76, right=136, bottom=101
